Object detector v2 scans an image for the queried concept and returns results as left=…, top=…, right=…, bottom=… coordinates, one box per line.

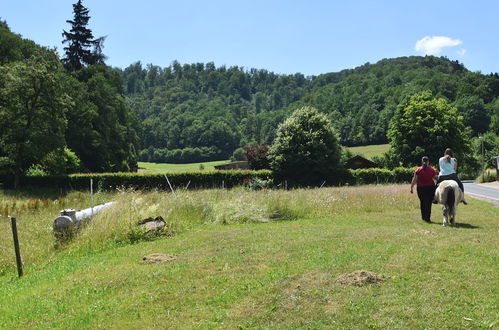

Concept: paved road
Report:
left=463, top=182, right=499, bottom=203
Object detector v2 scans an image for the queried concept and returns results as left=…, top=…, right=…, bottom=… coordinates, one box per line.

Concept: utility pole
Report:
left=479, top=135, right=485, bottom=181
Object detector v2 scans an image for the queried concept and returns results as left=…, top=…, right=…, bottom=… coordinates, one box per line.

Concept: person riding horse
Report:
left=436, top=148, right=467, bottom=205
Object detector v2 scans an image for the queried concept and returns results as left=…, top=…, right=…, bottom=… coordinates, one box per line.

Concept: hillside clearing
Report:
left=138, top=160, right=230, bottom=173
left=347, top=144, right=390, bottom=160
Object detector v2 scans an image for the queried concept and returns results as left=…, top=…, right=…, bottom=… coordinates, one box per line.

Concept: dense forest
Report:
left=0, top=12, right=139, bottom=186
left=122, top=56, right=499, bottom=163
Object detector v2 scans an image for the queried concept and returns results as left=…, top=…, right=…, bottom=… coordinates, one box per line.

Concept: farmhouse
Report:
left=214, top=161, right=250, bottom=170
left=345, top=155, right=378, bottom=169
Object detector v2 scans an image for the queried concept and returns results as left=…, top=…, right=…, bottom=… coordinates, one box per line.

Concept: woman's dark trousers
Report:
left=438, top=173, right=464, bottom=192
left=417, top=185, right=436, bottom=222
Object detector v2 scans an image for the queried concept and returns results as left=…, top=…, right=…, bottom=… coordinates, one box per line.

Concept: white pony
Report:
left=434, top=180, right=464, bottom=226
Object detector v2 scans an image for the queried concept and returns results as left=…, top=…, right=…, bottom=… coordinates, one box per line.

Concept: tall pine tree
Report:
left=62, top=0, right=105, bottom=71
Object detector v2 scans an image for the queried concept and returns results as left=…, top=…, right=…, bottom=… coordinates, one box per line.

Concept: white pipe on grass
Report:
left=53, top=202, right=115, bottom=234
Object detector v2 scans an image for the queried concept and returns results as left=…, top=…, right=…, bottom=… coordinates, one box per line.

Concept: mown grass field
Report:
left=347, top=144, right=390, bottom=160
left=138, top=160, right=230, bottom=173
left=0, top=185, right=498, bottom=329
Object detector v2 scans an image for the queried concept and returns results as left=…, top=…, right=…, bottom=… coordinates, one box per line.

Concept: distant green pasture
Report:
left=138, top=144, right=389, bottom=172
left=347, top=143, right=390, bottom=159
left=138, top=160, right=230, bottom=173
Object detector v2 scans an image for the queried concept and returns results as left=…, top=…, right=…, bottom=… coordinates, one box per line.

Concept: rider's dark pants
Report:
left=438, top=173, right=464, bottom=192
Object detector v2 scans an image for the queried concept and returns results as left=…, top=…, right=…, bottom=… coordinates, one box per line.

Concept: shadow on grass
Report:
left=453, top=223, right=480, bottom=229
left=426, top=221, right=480, bottom=229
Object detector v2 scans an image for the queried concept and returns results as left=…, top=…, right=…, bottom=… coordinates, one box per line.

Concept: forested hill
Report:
left=122, top=56, right=499, bottom=162
left=0, top=21, right=139, bottom=180
left=292, top=57, right=498, bottom=145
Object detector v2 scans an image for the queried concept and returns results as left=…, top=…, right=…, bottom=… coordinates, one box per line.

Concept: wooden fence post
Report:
left=9, top=216, right=23, bottom=277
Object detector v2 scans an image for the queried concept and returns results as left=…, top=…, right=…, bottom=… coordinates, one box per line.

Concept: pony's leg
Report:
left=442, top=206, right=448, bottom=226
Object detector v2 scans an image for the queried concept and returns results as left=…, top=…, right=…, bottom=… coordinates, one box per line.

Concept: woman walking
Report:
left=411, top=156, right=438, bottom=223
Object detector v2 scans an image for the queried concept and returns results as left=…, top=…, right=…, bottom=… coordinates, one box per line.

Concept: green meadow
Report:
left=138, top=160, right=230, bottom=173
left=347, top=144, right=390, bottom=160
left=137, top=143, right=391, bottom=174
left=0, top=185, right=497, bottom=329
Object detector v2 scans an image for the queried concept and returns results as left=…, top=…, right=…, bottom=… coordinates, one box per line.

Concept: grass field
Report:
left=138, top=144, right=389, bottom=172
left=1, top=186, right=498, bottom=328
left=347, top=144, right=390, bottom=160
left=138, top=160, right=230, bottom=173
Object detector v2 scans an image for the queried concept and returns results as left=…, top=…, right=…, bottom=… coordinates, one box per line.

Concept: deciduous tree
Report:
left=268, top=106, right=341, bottom=186
left=0, top=51, right=70, bottom=187
left=388, top=91, right=471, bottom=166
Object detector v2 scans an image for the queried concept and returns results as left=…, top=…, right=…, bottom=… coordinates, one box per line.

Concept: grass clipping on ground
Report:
left=335, top=270, right=387, bottom=286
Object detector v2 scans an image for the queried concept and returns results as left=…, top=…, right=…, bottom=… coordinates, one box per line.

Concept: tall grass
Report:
left=0, top=189, right=113, bottom=274
left=65, top=188, right=316, bottom=253
left=475, top=168, right=498, bottom=183
left=1, top=185, right=413, bottom=272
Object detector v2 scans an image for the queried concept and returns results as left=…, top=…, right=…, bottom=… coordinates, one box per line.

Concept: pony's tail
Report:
left=445, top=185, right=455, bottom=213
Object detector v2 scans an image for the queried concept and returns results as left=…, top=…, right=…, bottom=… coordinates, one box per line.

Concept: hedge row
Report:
left=8, top=170, right=273, bottom=191
left=0, top=168, right=415, bottom=190
left=350, top=167, right=414, bottom=185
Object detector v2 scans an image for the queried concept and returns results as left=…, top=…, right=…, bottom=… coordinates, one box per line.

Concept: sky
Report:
left=1, top=0, right=499, bottom=76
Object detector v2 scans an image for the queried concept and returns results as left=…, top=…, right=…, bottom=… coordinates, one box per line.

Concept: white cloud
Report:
left=414, top=36, right=462, bottom=55
left=457, top=48, right=466, bottom=56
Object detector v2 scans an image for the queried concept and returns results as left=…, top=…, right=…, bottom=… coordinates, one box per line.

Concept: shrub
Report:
left=33, top=147, right=83, bottom=175
left=245, top=145, right=270, bottom=170
left=230, top=147, right=246, bottom=162
left=268, top=106, right=341, bottom=186
left=476, top=169, right=497, bottom=183
left=248, top=177, right=274, bottom=190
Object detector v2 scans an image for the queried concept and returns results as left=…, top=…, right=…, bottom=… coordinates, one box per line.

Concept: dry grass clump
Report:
left=0, top=190, right=96, bottom=218
left=141, top=253, right=177, bottom=263
left=335, top=270, right=387, bottom=286
left=0, top=197, right=53, bottom=217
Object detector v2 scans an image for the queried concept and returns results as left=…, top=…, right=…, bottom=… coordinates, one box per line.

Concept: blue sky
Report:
left=1, top=0, right=499, bottom=76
